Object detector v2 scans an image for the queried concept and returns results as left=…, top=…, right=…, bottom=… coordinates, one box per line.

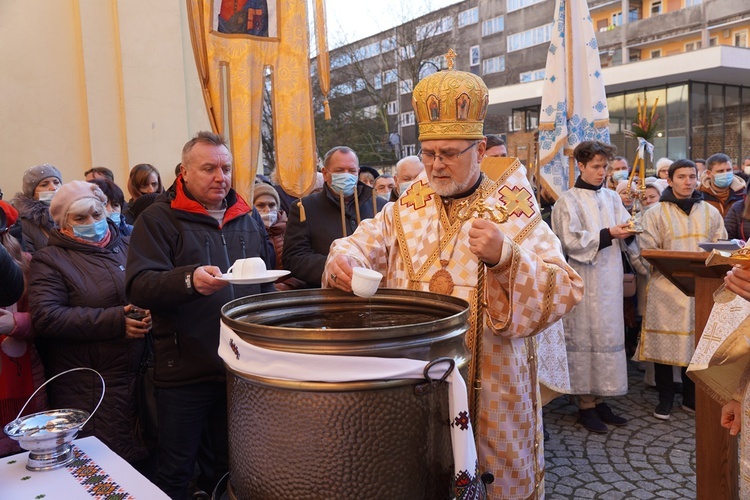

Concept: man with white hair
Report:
left=392, top=155, right=424, bottom=198
left=324, top=53, right=583, bottom=498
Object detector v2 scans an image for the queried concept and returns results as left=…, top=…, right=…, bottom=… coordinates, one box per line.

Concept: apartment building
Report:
left=321, top=0, right=750, bottom=169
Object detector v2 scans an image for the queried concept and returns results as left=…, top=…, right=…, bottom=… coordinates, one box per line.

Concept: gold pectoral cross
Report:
left=457, top=198, right=509, bottom=224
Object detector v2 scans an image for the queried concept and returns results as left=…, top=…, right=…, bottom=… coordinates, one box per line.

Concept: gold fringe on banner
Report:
left=297, top=199, right=306, bottom=222
left=315, top=0, right=331, bottom=121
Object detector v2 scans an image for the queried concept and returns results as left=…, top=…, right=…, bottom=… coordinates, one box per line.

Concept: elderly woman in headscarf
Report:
left=28, top=181, right=151, bottom=465
left=11, top=164, right=63, bottom=253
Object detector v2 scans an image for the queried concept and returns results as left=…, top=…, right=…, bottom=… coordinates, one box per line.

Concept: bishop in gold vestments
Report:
left=324, top=53, right=583, bottom=499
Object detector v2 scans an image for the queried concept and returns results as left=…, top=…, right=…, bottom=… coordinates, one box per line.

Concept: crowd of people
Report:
left=2, top=69, right=750, bottom=500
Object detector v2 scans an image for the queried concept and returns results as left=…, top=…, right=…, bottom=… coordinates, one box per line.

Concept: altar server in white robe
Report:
left=551, top=140, right=636, bottom=434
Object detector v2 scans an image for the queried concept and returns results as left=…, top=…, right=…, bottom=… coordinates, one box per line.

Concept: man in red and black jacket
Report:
left=126, top=131, right=274, bottom=499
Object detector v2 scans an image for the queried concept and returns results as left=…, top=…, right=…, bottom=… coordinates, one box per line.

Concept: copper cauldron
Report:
left=221, top=288, right=470, bottom=500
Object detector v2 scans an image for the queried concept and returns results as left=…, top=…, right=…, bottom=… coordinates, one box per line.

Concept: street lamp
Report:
left=418, top=60, right=441, bottom=81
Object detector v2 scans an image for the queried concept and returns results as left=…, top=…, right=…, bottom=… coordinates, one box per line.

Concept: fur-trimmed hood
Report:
left=11, top=193, right=55, bottom=231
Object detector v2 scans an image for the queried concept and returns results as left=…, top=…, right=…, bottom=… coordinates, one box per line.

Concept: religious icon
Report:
left=456, top=93, right=470, bottom=120
left=428, top=95, right=440, bottom=121
left=218, top=0, right=271, bottom=36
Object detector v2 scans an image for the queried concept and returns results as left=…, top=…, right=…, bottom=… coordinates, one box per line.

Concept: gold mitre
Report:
left=412, top=49, right=489, bottom=141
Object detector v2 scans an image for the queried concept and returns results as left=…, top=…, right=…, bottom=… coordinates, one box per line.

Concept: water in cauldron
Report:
left=236, top=307, right=438, bottom=329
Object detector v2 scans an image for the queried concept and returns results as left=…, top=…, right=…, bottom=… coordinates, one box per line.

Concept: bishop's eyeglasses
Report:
left=418, top=141, right=479, bottom=166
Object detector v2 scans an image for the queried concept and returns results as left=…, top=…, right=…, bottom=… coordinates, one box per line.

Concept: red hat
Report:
left=0, top=201, right=18, bottom=232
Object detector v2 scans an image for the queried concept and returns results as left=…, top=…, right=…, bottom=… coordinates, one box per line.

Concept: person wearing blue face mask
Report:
left=283, top=146, right=387, bottom=288
left=699, top=153, right=746, bottom=218
left=89, top=177, right=134, bottom=236
left=28, top=180, right=153, bottom=469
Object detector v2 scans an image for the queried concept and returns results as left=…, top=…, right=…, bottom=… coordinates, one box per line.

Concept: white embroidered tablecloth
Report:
left=0, top=436, right=167, bottom=499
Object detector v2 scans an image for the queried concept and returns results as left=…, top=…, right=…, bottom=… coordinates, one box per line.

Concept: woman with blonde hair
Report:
left=124, top=164, right=164, bottom=224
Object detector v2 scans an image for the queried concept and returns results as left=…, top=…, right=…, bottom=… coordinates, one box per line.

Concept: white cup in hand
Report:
left=351, top=267, right=383, bottom=298
left=227, top=257, right=267, bottom=278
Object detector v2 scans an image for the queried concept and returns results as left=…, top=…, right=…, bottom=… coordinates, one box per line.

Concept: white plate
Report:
left=217, top=270, right=290, bottom=284
left=698, top=241, right=742, bottom=252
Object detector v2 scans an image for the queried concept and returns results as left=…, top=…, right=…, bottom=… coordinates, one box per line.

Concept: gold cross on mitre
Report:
left=445, top=48, right=457, bottom=70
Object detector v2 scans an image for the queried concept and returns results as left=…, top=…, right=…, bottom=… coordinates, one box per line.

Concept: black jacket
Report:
left=11, top=194, right=55, bottom=253
left=283, top=182, right=386, bottom=287
left=0, top=245, right=24, bottom=307
left=125, top=178, right=275, bottom=387
left=29, top=223, right=148, bottom=462
left=724, top=199, right=750, bottom=241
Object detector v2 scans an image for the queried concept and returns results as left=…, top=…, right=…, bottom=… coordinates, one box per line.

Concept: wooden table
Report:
left=641, top=249, right=738, bottom=499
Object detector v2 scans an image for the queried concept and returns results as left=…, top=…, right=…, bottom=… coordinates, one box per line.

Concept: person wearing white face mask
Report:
left=283, top=146, right=387, bottom=288
left=11, top=164, right=63, bottom=253
left=253, top=184, right=305, bottom=291
left=699, top=153, right=746, bottom=217
left=392, top=155, right=425, bottom=200
left=28, top=180, right=152, bottom=467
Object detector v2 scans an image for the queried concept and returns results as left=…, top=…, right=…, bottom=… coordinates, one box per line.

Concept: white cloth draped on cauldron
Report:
left=218, top=321, right=484, bottom=499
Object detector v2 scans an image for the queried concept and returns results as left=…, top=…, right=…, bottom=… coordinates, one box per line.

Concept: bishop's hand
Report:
left=326, top=254, right=354, bottom=293
left=468, top=218, right=504, bottom=267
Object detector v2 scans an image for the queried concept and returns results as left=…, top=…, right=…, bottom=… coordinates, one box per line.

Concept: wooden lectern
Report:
left=641, top=249, right=737, bottom=499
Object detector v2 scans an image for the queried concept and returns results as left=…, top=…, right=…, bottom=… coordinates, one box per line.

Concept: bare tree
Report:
left=312, top=2, right=459, bottom=164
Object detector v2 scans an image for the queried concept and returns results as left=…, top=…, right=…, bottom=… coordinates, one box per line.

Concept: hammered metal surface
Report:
left=227, top=375, right=454, bottom=499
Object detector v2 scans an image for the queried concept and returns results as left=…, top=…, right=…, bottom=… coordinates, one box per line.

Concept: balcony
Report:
left=595, top=0, right=748, bottom=54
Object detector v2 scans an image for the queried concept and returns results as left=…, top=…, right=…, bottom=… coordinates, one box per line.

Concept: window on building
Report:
left=458, top=7, right=479, bottom=28
left=354, top=41, right=381, bottom=61
left=381, top=37, right=396, bottom=53
left=520, top=68, right=546, bottom=83
left=507, top=23, right=553, bottom=52
left=387, top=101, right=398, bottom=115
left=416, top=16, right=454, bottom=41
left=685, top=41, right=702, bottom=51
left=685, top=0, right=702, bottom=6
left=400, top=111, right=415, bottom=127
left=735, top=31, right=748, bottom=48
left=404, top=144, right=417, bottom=156
left=374, top=73, right=382, bottom=90
left=330, top=53, right=349, bottom=69
left=470, top=46, right=480, bottom=66
left=363, top=105, right=379, bottom=119
left=507, top=0, right=544, bottom=13
left=482, top=15, right=505, bottom=36
left=400, top=79, right=413, bottom=95
left=612, top=9, right=638, bottom=26
left=331, top=83, right=353, bottom=97
left=482, top=55, right=506, bottom=75
left=383, top=69, right=398, bottom=85
left=651, top=1, right=662, bottom=16
left=597, top=19, right=609, bottom=32
left=399, top=45, right=416, bottom=60
left=709, top=37, right=718, bottom=46
left=353, top=78, right=366, bottom=92
left=650, top=49, right=662, bottom=58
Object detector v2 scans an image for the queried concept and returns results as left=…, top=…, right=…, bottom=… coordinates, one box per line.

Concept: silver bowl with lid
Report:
left=3, top=367, right=105, bottom=471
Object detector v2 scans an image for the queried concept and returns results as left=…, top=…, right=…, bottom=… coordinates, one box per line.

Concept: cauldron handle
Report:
left=14, top=367, right=106, bottom=430
left=422, top=357, right=455, bottom=383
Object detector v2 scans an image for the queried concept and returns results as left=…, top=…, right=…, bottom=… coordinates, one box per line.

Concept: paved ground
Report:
left=543, top=360, right=697, bottom=499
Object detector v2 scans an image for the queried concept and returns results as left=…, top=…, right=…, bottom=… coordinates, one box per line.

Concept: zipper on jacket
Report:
left=204, top=236, right=211, bottom=265
left=239, top=236, right=247, bottom=259
left=220, top=231, right=231, bottom=270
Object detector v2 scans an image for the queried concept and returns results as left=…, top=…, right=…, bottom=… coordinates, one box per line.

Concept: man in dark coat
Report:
left=126, top=131, right=275, bottom=499
left=282, top=146, right=386, bottom=287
